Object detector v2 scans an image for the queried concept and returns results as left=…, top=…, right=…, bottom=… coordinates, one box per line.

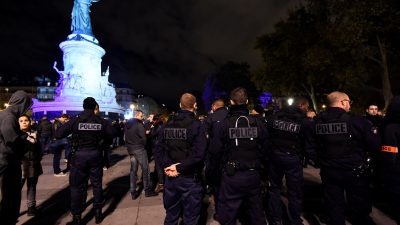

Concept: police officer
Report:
left=55, top=97, right=116, bottom=225
left=267, top=96, right=315, bottom=225
left=204, top=98, right=228, bottom=137
left=364, top=104, right=383, bottom=128
left=204, top=98, right=228, bottom=211
left=314, top=91, right=379, bottom=225
left=209, top=87, right=268, bottom=225
left=154, top=93, right=207, bottom=225
left=379, top=96, right=400, bottom=224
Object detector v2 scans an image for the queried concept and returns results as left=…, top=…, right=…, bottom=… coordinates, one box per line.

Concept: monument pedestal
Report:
left=32, top=37, right=124, bottom=119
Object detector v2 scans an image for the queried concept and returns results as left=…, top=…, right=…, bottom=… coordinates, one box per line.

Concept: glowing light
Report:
left=322, top=104, right=326, bottom=109
left=259, top=92, right=272, bottom=108
left=287, top=98, right=294, bottom=106
left=4, top=103, right=9, bottom=108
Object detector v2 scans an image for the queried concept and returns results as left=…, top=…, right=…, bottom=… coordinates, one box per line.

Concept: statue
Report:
left=71, top=0, right=100, bottom=36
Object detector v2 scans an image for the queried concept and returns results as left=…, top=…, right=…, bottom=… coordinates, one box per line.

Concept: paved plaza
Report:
left=17, top=147, right=397, bottom=225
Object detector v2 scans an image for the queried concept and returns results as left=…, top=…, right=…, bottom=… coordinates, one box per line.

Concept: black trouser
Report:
left=320, top=167, right=374, bottom=225
left=163, top=175, right=203, bottom=225
left=382, top=171, right=400, bottom=224
left=217, top=170, right=267, bottom=225
left=21, top=176, right=39, bottom=208
left=268, top=151, right=304, bottom=225
left=0, top=159, right=22, bottom=225
left=69, top=149, right=103, bottom=215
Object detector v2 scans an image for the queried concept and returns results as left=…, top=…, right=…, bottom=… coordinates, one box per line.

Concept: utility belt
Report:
left=272, top=148, right=300, bottom=156
left=170, top=173, right=201, bottom=182
left=353, top=157, right=373, bottom=178
left=224, top=160, right=259, bottom=176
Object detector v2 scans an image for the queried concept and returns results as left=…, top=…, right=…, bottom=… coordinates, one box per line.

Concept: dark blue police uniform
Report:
left=55, top=107, right=116, bottom=223
left=314, top=107, right=379, bottom=225
left=209, top=104, right=268, bottom=225
left=379, top=97, right=400, bottom=224
left=204, top=106, right=229, bottom=207
left=267, top=106, right=315, bottom=225
left=154, top=110, right=207, bottom=225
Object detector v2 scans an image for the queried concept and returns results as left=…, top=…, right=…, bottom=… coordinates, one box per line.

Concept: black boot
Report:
left=145, top=190, right=158, bottom=197
left=72, top=214, right=81, bottom=225
left=95, top=208, right=102, bottom=224
left=131, top=191, right=140, bottom=200
left=27, top=206, right=37, bottom=216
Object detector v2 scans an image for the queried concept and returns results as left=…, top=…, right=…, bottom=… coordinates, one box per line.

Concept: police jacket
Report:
left=0, top=91, right=32, bottom=165
left=55, top=109, right=116, bottom=151
left=204, top=107, right=229, bottom=138
left=314, top=107, right=380, bottom=170
left=380, top=98, right=400, bottom=174
left=209, top=104, right=269, bottom=170
left=124, top=118, right=146, bottom=154
left=267, top=106, right=315, bottom=158
left=37, top=119, right=52, bottom=139
left=51, top=119, right=64, bottom=140
left=364, top=114, right=383, bottom=128
left=154, top=110, right=207, bottom=176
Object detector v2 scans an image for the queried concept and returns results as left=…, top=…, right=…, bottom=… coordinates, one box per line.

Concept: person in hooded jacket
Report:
left=55, top=97, right=116, bottom=225
left=379, top=96, right=400, bottom=224
left=314, top=91, right=380, bottom=225
left=0, top=90, right=32, bottom=225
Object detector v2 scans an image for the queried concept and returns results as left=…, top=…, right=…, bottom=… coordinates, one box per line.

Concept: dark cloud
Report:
left=0, top=0, right=300, bottom=105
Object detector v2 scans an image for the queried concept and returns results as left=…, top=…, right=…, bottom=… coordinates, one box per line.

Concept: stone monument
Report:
left=32, top=0, right=124, bottom=119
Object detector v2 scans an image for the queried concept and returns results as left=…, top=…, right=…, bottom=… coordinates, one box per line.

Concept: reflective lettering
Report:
left=78, top=123, right=102, bottom=131
left=272, top=120, right=301, bottom=133
left=316, top=123, right=347, bottom=134
left=229, top=127, right=258, bottom=139
left=382, top=145, right=398, bottom=153
left=164, top=128, right=187, bottom=140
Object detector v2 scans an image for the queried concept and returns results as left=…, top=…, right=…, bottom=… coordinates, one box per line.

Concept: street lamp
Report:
left=130, top=104, right=135, bottom=111
left=4, top=103, right=9, bottom=108
left=287, top=98, right=294, bottom=106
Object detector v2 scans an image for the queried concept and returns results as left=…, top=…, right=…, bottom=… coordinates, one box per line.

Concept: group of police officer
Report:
left=2, top=88, right=399, bottom=225
left=152, top=88, right=400, bottom=225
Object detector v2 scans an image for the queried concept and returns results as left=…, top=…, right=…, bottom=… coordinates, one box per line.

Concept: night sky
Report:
left=0, top=0, right=300, bottom=106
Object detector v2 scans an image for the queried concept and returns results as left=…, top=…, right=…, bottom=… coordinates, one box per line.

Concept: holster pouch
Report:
left=225, top=161, right=239, bottom=176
